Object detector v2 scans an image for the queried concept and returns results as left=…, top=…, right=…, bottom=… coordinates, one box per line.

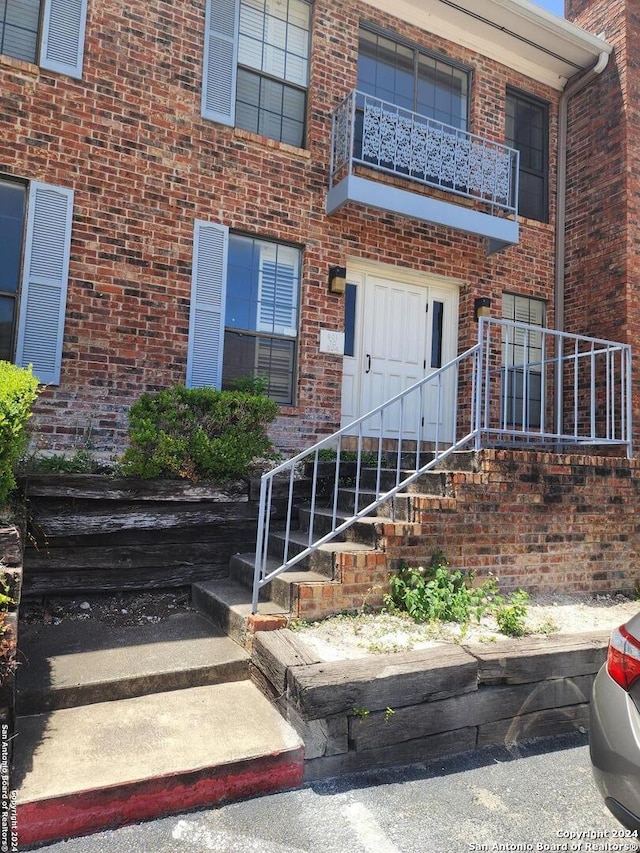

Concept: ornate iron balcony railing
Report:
left=330, top=90, right=519, bottom=217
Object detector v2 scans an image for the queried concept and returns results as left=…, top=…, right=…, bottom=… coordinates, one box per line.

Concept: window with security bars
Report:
left=506, top=89, right=549, bottom=222
left=502, top=293, right=545, bottom=429
left=236, top=0, right=311, bottom=147
left=223, top=234, right=299, bottom=404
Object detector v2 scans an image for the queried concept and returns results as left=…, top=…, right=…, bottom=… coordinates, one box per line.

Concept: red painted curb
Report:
left=18, top=747, right=304, bottom=847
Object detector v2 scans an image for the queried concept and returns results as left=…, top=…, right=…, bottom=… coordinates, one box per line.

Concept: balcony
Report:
left=327, top=91, right=520, bottom=254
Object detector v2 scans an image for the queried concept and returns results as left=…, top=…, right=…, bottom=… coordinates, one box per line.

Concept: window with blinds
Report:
left=0, top=0, right=40, bottom=62
left=223, top=233, right=300, bottom=404
left=236, top=0, right=311, bottom=147
left=0, top=0, right=87, bottom=77
left=0, top=178, right=26, bottom=362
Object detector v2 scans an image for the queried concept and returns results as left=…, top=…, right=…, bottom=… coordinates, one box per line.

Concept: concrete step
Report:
left=296, top=507, right=384, bottom=546
left=332, top=485, right=454, bottom=521
left=192, top=577, right=288, bottom=647
left=229, top=553, right=331, bottom=610
left=16, top=612, right=249, bottom=715
left=266, top=529, right=378, bottom=574
left=15, top=680, right=304, bottom=847
left=305, top=449, right=477, bottom=475
left=358, top=467, right=453, bottom=493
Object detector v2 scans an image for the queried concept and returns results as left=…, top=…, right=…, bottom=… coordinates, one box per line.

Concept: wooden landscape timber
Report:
left=19, top=475, right=310, bottom=595
left=251, top=629, right=609, bottom=781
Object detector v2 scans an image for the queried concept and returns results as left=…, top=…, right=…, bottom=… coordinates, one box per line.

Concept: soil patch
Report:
left=293, top=592, right=638, bottom=660
left=19, top=588, right=196, bottom=628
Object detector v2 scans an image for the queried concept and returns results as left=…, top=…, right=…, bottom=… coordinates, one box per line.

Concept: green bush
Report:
left=385, top=553, right=531, bottom=637
left=0, top=362, right=39, bottom=505
left=119, top=385, right=279, bottom=482
left=385, top=552, right=501, bottom=624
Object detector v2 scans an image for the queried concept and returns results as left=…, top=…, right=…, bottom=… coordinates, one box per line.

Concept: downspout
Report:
left=554, top=49, right=610, bottom=433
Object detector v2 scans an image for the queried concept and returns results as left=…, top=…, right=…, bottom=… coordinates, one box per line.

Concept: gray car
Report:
left=590, top=612, right=640, bottom=834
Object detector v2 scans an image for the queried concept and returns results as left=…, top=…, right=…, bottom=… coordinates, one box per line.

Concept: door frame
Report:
left=341, top=259, right=462, bottom=436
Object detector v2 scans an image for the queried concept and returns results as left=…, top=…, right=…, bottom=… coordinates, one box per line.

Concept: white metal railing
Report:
left=330, top=90, right=519, bottom=216
left=252, top=320, right=632, bottom=612
left=475, top=318, right=632, bottom=453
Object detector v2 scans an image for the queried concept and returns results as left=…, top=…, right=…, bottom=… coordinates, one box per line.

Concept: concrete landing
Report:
left=16, top=680, right=304, bottom=847
left=17, top=612, right=250, bottom=713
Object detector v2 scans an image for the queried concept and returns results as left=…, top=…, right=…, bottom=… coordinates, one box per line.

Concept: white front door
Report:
left=341, top=266, right=459, bottom=441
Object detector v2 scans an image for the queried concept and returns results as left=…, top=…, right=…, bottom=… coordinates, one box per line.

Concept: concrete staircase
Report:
left=194, top=452, right=476, bottom=644
left=13, top=451, right=477, bottom=846
left=14, top=611, right=304, bottom=847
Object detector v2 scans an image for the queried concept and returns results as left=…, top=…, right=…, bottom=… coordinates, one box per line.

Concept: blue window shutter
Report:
left=16, top=183, right=74, bottom=386
left=201, top=0, right=239, bottom=125
left=40, top=0, right=88, bottom=79
left=186, top=221, right=228, bottom=389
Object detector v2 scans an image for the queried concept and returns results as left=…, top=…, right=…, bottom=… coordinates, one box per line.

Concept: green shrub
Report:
left=385, top=554, right=531, bottom=638
left=384, top=552, right=501, bottom=624
left=0, top=362, right=39, bottom=505
left=119, top=385, right=279, bottom=482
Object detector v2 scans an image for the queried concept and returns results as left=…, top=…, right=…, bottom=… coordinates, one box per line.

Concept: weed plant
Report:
left=385, top=552, right=530, bottom=637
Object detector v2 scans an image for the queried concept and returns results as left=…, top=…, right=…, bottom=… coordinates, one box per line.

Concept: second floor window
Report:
left=506, top=89, right=549, bottom=223
left=357, top=27, right=469, bottom=131
left=203, top=0, right=311, bottom=147
left=236, top=0, right=310, bottom=146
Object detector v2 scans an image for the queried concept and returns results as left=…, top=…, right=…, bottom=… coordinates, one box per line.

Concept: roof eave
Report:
left=360, top=0, right=613, bottom=90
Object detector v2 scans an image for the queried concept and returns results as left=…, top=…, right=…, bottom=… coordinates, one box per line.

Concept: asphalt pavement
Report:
left=26, top=733, right=635, bottom=853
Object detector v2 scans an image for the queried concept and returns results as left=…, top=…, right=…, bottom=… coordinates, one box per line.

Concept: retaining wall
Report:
left=252, top=628, right=609, bottom=780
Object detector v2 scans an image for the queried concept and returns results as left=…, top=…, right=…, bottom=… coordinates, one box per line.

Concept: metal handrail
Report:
left=252, top=319, right=632, bottom=612
left=475, top=318, right=633, bottom=453
left=252, top=344, right=482, bottom=612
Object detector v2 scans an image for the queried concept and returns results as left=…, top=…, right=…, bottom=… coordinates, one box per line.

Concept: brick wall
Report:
left=1, top=0, right=560, bottom=455
left=564, top=1, right=640, bottom=446
left=388, top=449, right=640, bottom=595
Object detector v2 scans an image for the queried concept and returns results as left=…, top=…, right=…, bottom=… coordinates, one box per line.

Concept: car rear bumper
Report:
left=590, top=665, right=640, bottom=833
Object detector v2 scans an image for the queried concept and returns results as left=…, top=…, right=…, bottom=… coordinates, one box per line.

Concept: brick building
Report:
left=0, top=0, right=619, bottom=457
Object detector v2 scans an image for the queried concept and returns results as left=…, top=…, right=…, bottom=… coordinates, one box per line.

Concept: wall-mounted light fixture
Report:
left=328, top=265, right=346, bottom=295
left=474, top=296, right=491, bottom=321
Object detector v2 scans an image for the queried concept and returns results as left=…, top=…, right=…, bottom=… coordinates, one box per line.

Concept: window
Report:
left=0, top=179, right=26, bottom=361
left=187, top=223, right=300, bottom=406
left=0, top=0, right=39, bottom=63
left=224, top=234, right=299, bottom=403
left=0, top=176, right=74, bottom=384
left=506, top=90, right=549, bottom=222
left=344, top=283, right=356, bottom=358
left=0, top=0, right=87, bottom=78
left=202, top=0, right=311, bottom=147
left=357, top=27, right=469, bottom=130
left=502, top=293, right=545, bottom=428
